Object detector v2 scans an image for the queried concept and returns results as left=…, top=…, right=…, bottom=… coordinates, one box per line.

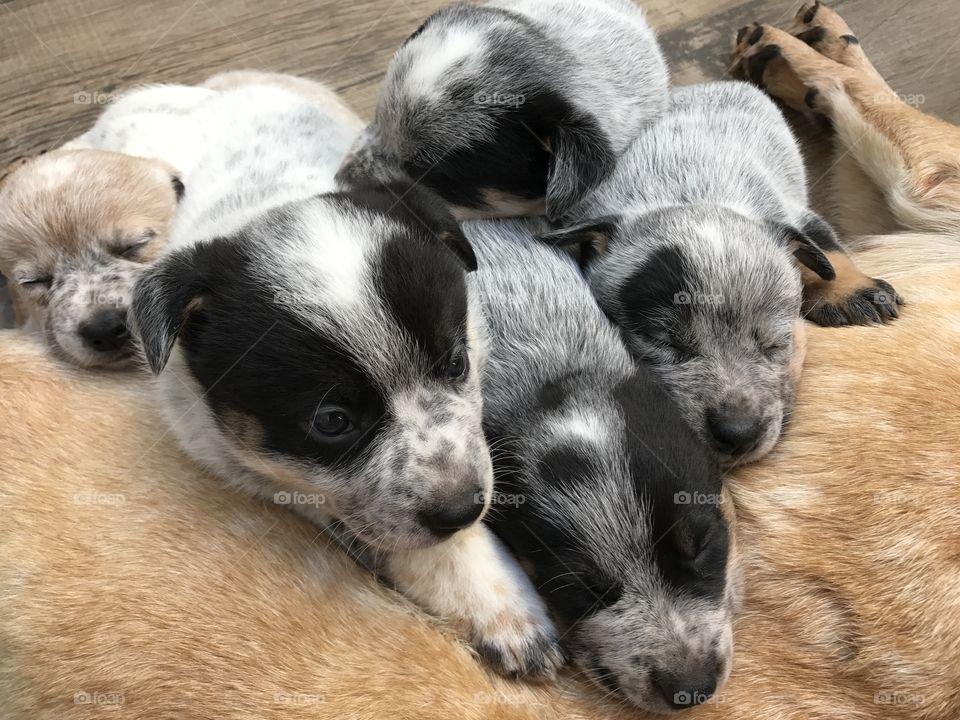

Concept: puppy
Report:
left=129, top=79, right=562, bottom=678
left=337, top=0, right=668, bottom=221
left=544, top=81, right=900, bottom=465
left=0, top=149, right=182, bottom=368
left=467, top=217, right=739, bottom=713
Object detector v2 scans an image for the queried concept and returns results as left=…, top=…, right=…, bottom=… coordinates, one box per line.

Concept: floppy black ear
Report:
left=130, top=247, right=206, bottom=375
left=769, top=221, right=836, bottom=281
left=537, top=216, right=619, bottom=269
left=544, top=115, right=615, bottom=223
left=396, top=182, right=478, bottom=272
left=436, top=226, right=478, bottom=272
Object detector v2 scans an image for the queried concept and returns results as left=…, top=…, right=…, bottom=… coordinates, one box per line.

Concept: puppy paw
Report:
left=472, top=610, right=564, bottom=680
left=804, top=276, right=903, bottom=326
left=732, top=22, right=846, bottom=113
left=785, top=2, right=869, bottom=70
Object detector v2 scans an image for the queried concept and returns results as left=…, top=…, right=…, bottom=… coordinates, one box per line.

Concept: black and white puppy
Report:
left=337, top=0, right=668, bottom=221
left=130, top=79, right=562, bottom=678
left=544, top=81, right=848, bottom=466
left=468, top=218, right=739, bottom=713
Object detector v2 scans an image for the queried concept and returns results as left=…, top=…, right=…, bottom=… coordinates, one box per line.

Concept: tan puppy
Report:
left=0, top=149, right=181, bottom=368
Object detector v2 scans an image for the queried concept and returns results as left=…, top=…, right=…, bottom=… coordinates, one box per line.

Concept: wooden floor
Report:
left=0, top=0, right=958, bottom=326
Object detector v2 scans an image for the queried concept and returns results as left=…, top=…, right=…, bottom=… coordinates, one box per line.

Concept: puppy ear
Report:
left=544, top=116, right=614, bottom=223
left=394, top=182, right=478, bottom=272
left=537, top=216, right=619, bottom=269
left=130, top=247, right=206, bottom=375
left=769, top=221, right=836, bottom=281
left=437, top=227, right=478, bottom=273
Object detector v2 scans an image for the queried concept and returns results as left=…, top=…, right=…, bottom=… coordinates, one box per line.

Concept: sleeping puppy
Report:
left=337, top=0, right=668, bottom=221
left=0, top=149, right=183, bottom=368
left=130, top=80, right=562, bottom=678
left=468, top=218, right=739, bottom=712
left=545, top=81, right=900, bottom=465
left=0, top=80, right=217, bottom=368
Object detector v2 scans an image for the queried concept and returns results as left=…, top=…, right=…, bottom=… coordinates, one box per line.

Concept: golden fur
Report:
left=2, top=6, right=959, bottom=718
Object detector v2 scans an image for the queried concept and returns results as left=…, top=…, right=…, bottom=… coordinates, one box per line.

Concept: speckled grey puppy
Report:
left=468, top=218, right=739, bottom=713
left=338, top=0, right=668, bottom=221
left=545, top=81, right=842, bottom=466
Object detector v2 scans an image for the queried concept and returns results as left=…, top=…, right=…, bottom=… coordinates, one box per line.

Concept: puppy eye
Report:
left=310, top=407, right=355, bottom=437
left=444, top=343, right=469, bottom=381
left=19, top=275, right=53, bottom=290
left=761, top=341, right=789, bottom=358
left=115, top=232, right=155, bottom=259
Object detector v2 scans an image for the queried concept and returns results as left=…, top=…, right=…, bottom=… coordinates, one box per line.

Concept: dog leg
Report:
left=734, top=6, right=960, bottom=234
left=382, top=523, right=563, bottom=679
left=732, top=25, right=906, bottom=324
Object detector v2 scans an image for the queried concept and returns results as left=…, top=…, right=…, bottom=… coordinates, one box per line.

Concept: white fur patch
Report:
left=404, top=27, right=485, bottom=98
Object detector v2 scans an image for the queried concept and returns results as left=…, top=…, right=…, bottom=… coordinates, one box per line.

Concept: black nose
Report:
left=652, top=665, right=718, bottom=709
left=419, top=491, right=484, bottom=536
left=705, top=406, right=763, bottom=456
left=79, top=309, right=130, bottom=352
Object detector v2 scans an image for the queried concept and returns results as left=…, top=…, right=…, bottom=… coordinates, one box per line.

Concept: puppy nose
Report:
left=652, top=665, right=718, bottom=709
left=79, top=309, right=130, bottom=352
left=705, top=406, right=762, bottom=455
left=419, top=490, right=484, bottom=536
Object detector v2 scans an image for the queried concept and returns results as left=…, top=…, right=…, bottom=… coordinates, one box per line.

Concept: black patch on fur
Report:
left=796, top=26, right=826, bottom=45
left=615, top=371, right=728, bottom=601
left=333, top=182, right=477, bottom=271
left=804, top=88, right=820, bottom=110
left=151, top=233, right=387, bottom=468
left=372, top=228, right=470, bottom=379
left=802, top=1, right=820, bottom=24
left=747, top=25, right=764, bottom=45
left=841, top=33, right=859, bottom=45
left=748, top=44, right=782, bottom=87
left=171, top=176, right=185, bottom=201
left=615, top=244, right=701, bottom=360
left=403, top=85, right=612, bottom=221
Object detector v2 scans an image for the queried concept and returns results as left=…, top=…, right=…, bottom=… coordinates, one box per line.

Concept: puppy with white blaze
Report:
left=129, top=79, right=562, bottom=678
left=545, top=81, right=900, bottom=466
left=467, top=218, right=739, bottom=713
left=337, top=0, right=668, bottom=221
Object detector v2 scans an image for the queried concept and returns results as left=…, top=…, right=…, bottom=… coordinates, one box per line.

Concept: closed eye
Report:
left=114, top=230, right=156, bottom=260
left=19, top=275, right=53, bottom=289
